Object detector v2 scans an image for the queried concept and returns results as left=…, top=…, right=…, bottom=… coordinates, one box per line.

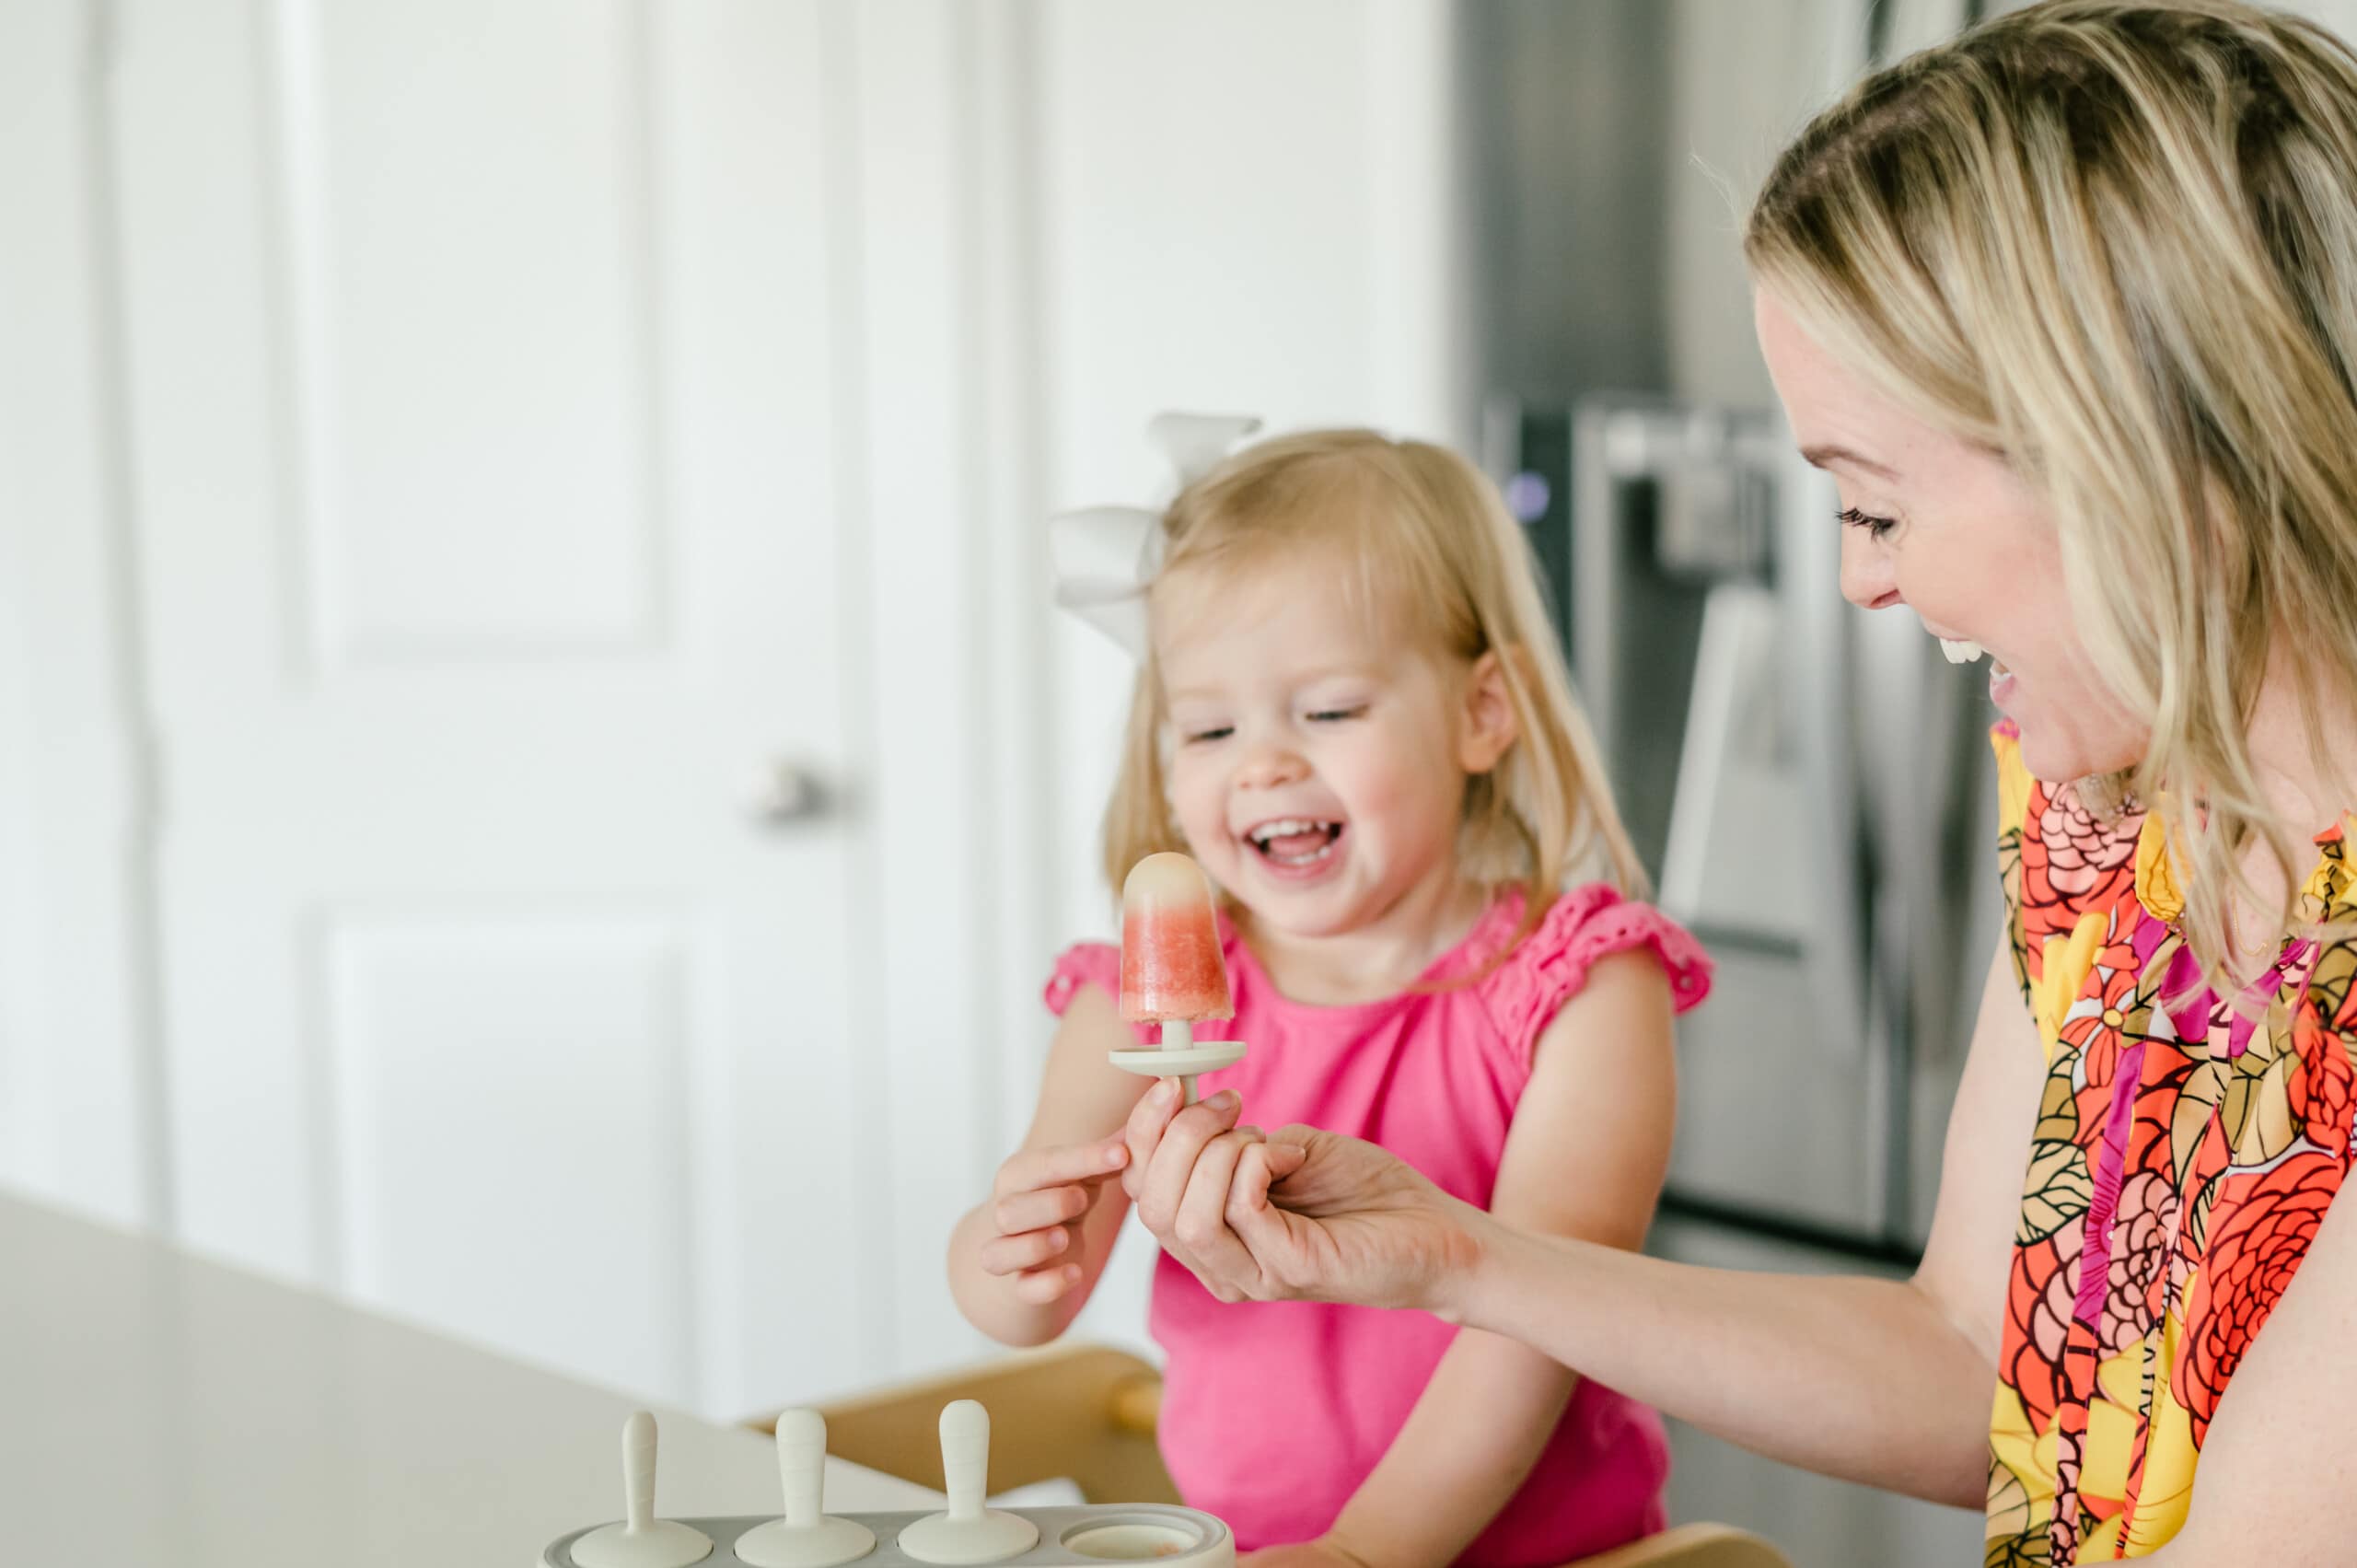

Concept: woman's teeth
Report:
left=1939, top=637, right=1985, bottom=665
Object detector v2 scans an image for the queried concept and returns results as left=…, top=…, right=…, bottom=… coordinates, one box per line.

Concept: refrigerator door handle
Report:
left=1776, top=436, right=1872, bottom=1063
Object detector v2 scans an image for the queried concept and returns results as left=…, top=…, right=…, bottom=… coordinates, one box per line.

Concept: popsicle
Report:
left=1118, top=853, right=1236, bottom=1103
left=1120, top=852, right=1232, bottom=1028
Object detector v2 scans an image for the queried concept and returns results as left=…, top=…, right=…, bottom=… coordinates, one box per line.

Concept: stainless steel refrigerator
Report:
left=1490, top=396, right=2001, bottom=1262
left=1464, top=5, right=2005, bottom=1554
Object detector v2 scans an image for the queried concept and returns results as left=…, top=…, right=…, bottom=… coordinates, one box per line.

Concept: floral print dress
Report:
left=1985, top=722, right=2357, bottom=1563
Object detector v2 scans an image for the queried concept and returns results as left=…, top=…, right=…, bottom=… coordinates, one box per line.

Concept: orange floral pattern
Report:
left=1985, top=725, right=2357, bottom=1563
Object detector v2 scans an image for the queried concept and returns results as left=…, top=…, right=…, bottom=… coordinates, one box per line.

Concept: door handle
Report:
left=745, top=761, right=829, bottom=825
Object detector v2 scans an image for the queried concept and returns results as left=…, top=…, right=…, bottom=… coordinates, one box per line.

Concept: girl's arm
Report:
left=947, top=981, right=1151, bottom=1347
left=1313, top=950, right=1677, bottom=1568
left=1133, top=937, right=2041, bottom=1509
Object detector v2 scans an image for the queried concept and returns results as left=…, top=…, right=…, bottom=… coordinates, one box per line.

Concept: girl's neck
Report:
left=1235, top=855, right=1493, bottom=1006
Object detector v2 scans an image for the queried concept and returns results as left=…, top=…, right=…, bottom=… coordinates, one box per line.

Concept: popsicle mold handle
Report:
left=939, top=1400, right=990, bottom=1520
left=777, top=1408, right=827, bottom=1527
left=622, top=1410, right=657, bottom=1531
left=1161, top=1020, right=1194, bottom=1052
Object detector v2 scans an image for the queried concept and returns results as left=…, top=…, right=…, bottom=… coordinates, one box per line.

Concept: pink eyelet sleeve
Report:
left=1480, top=885, right=1713, bottom=1073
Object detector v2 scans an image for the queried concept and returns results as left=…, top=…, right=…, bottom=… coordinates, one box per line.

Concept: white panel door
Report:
left=103, top=0, right=877, bottom=1414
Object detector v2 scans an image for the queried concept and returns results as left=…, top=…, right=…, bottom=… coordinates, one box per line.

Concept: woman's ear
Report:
left=1458, top=650, right=1520, bottom=775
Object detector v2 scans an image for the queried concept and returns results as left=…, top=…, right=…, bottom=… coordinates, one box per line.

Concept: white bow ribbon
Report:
left=1049, top=412, right=1262, bottom=657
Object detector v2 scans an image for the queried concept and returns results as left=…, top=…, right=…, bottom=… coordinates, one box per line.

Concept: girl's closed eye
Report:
left=1183, top=724, right=1234, bottom=745
left=1306, top=703, right=1369, bottom=723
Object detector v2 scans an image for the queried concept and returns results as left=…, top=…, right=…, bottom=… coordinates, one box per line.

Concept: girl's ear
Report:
left=1458, top=650, right=1520, bottom=775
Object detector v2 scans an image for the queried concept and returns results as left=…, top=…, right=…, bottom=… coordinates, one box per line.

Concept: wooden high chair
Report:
left=756, top=1343, right=1794, bottom=1568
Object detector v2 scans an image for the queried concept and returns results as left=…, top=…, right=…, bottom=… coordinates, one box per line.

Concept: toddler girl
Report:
left=946, top=427, right=1712, bottom=1568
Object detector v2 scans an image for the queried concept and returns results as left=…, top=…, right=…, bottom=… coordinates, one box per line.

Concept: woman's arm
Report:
left=1132, top=938, right=2044, bottom=1507
left=947, top=981, right=1149, bottom=1347
left=1317, top=951, right=1678, bottom=1568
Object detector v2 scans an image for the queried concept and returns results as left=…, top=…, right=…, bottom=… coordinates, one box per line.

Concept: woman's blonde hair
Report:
left=1101, top=429, right=1645, bottom=948
left=1746, top=0, right=2357, bottom=986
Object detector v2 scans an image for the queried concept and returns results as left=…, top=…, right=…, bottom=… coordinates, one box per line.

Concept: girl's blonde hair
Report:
left=1101, top=429, right=1645, bottom=947
left=1745, top=0, right=2357, bottom=986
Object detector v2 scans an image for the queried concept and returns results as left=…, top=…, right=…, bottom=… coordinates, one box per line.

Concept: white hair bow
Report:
left=1049, top=412, right=1262, bottom=657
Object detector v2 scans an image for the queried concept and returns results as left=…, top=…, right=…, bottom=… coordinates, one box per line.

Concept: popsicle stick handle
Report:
left=776, top=1408, right=827, bottom=1527
left=621, top=1410, right=657, bottom=1531
left=1163, top=1020, right=1197, bottom=1104
left=939, top=1400, right=990, bottom=1521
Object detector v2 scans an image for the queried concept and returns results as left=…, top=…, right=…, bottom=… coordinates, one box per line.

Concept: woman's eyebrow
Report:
left=1801, top=442, right=1899, bottom=481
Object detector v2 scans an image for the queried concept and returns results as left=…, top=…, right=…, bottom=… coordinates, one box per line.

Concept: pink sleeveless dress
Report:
left=1045, top=885, right=1713, bottom=1565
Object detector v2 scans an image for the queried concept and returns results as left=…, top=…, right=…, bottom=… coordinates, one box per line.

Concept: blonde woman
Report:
left=1120, top=4, right=2357, bottom=1562
left=947, top=430, right=1714, bottom=1565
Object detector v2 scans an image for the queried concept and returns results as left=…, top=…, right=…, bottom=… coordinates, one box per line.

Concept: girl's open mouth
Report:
left=1245, top=818, right=1345, bottom=867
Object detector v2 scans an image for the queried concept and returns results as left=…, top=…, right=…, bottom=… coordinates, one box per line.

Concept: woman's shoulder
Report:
left=1460, top=884, right=1713, bottom=1065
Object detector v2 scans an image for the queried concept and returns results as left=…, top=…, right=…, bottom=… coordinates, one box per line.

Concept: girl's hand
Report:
left=1238, top=1539, right=1378, bottom=1568
left=979, top=1135, right=1131, bottom=1305
left=1124, top=1082, right=1490, bottom=1315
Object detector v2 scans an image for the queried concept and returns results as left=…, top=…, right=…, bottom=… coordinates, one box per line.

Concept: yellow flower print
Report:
left=2035, top=910, right=2111, bottom=1063
left=2134, top=812, right=2185, bottom=924
left=2122, top=1308, right=2200, bottom=1556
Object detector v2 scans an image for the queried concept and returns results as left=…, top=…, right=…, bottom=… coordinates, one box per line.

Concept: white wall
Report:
left=1027, top=0, right=1469, bottom=1353
left=0, top=0, right=1466, bottom=1416
left=1036, top=0, right=1469, bottom=947
left=0, top=0, right=169, bottom=1231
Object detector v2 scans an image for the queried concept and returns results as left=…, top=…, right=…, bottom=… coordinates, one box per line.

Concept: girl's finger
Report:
left=1012, top=1262, right=1085, bottom=1305
left=978, top=1225, right=1072, bottom=1277
left=996, top=1136, right=1129, bottom=1199
left=993, top=1183, right=1091, bottom=1237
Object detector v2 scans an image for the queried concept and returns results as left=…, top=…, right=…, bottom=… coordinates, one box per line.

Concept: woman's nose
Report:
left=1839, top=526, right=1903, bottom=610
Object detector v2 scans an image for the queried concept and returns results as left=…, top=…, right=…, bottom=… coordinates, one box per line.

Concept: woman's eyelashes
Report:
left=1836, top=505, right=1899, bottom=540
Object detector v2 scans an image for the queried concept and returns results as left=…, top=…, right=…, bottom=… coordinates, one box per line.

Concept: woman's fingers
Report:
left=1231, top=1139, right=1306, bottom=1217
left=1131, top=1089, right=1244, bottom=1234
left=1120, top=1079, right=1184, bottom=1202
left=1172, top=1129, right=1267, bottom=1299
left=1225, top=1143, right=1309, bottom=1290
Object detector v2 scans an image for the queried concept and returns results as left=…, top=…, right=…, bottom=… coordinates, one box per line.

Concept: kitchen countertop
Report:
left=1, top=1191, right=939, bottom=1564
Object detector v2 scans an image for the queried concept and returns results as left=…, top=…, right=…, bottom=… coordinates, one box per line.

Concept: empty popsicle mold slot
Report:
left=1059, top=1517, right=1205, bottom=1560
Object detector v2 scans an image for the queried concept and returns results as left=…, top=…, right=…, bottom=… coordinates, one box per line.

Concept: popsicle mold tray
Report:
left=541, top=1403, right=1234, bottom=1568
left=543, top=1504, right=1236, bottom=1568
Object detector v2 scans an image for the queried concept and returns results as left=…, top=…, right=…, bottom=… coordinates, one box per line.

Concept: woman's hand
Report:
left=1122, top=1079, right=1491, bottom=1316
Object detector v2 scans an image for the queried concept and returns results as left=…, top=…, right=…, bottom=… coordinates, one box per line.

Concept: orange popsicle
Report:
left=1119, top=853, right=1232, bottom=1026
